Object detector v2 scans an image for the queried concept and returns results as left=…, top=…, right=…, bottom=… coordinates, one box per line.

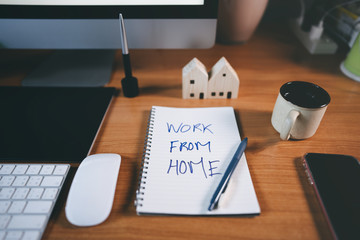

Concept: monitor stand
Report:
left=22, top=50, right=115, bottom=87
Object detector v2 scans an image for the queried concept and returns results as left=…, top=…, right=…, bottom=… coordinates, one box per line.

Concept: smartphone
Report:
left=303, top=153, right=360, bottom=240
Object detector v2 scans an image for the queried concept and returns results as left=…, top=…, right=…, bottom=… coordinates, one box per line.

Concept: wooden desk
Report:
left=1, top=23, right=360, bottom=240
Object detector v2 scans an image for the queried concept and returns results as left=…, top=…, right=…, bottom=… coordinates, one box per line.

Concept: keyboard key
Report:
left=53, top=165, right=68, bottom=175
left=0, top=176, right=15, bottom=187
left=8, top=201, right=26, bottom=214
left=39, top=165, right=55, bottom=175
left=0, top=201, right=11, bottom=213
left=0, top=215, right=11, bottom=229
left=27, top=177, right=43, bottom=187
left=42, top=188, right=58, bottom=200
left=41, top=176, right=63, bottom=187
left=0, top=231, right=5, bottom=240
left=0, top=165, right=15, bottom=175
left=0, top=189, right=15, bottom=200
left=5, top=230, right=23, bottom=239
left=12, top=188, right=29, bottom=200
left=27, top=189, right=44, bottom=200
left=13, top=165, right=29, bottom=175
left=12, top=176, right=29, bottom=187
left=24, top=201, right=52, bottom=214
left=25, top=166, right=41, bottom=175
left=7, top=215, right=46, bottom=229
left=23, top=231, right=40, bottom=240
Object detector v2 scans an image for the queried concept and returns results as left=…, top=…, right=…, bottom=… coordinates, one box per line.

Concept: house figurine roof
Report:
left=182, top=58, right=207, bottom=77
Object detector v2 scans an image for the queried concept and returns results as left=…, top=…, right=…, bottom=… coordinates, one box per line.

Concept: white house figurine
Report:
left=208, top=57, right=239, bottom=99
left=182, top=58, right=208, bottom=99
left=182, top=57, right=239, bottom=99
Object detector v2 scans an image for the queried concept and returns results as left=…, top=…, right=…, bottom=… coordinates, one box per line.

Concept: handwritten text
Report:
left=167, top=157, right=221, bottom=178
left=169, top=140, right=211, bottom=153
left=167, top=122, right=213, bottom=134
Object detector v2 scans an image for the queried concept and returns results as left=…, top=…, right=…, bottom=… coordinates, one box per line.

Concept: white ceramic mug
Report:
left=271, top=81, right=331, bottom=140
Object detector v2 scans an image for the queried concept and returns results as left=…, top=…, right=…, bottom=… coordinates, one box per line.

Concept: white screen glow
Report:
left=0, top=0, right=204, bottom=5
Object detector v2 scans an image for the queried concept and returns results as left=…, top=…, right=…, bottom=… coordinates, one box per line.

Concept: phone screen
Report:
left=303, top=153, right=360, bottom=239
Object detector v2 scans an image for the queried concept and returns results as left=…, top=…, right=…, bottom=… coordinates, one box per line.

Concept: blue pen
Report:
left=208, top=137, right=248, bottom=211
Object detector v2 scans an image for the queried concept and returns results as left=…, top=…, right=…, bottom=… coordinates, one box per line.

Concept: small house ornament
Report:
left=182, top=58, right=208, bottom=99
left=182, top=57, right=239, bottom=99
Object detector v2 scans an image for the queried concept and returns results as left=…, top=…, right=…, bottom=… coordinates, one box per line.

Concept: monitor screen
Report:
left=0, top=0, right=218, bottom=49
left=0, top=0, right=218, bottom=86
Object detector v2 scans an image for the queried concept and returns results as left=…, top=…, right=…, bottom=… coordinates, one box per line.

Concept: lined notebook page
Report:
left=136, top=106, right=260, bottom=215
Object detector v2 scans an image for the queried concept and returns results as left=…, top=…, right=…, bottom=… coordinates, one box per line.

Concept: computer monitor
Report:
left=0, top=0, right=218, bottom=86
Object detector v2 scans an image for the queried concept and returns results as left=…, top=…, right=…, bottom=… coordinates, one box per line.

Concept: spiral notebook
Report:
left=135, top=106, right=260, bottom=215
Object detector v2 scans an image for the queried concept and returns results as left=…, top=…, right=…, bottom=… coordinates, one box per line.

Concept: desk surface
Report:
left=1, top=23, right=360, bottom=240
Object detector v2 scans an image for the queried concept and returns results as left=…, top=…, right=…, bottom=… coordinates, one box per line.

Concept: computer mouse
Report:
left=65, top=153, right=121, bottom=227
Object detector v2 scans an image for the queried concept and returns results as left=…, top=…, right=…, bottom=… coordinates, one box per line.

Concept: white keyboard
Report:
left=0, top=164, right=70, bottom=240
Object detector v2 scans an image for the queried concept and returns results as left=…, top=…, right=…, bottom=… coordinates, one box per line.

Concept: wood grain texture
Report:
left=1, top=22, right=359, bottom=240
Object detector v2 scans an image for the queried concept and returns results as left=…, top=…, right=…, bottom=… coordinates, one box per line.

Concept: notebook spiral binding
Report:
left=135, top=107, right=156, bottom=207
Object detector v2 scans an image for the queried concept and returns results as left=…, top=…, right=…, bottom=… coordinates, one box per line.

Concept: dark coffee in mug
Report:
left=280, top=81, right=330, bottom=109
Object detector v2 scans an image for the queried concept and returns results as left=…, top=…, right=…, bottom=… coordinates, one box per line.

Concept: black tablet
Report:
left=0, top=87, right=116, bottom=162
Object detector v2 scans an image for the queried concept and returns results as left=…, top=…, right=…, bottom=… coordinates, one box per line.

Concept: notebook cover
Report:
left=0, top=86, right=115, bottom=162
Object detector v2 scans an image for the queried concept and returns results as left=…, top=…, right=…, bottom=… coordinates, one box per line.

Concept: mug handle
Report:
left=280, top=110, right=300, bottom=140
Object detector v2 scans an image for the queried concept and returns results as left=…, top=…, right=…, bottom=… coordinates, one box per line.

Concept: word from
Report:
left=167, top=157, right=221, bottom=178
left=169, top=140, right=211, bottom=153
left=167, top=122, right=214, bottom=134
